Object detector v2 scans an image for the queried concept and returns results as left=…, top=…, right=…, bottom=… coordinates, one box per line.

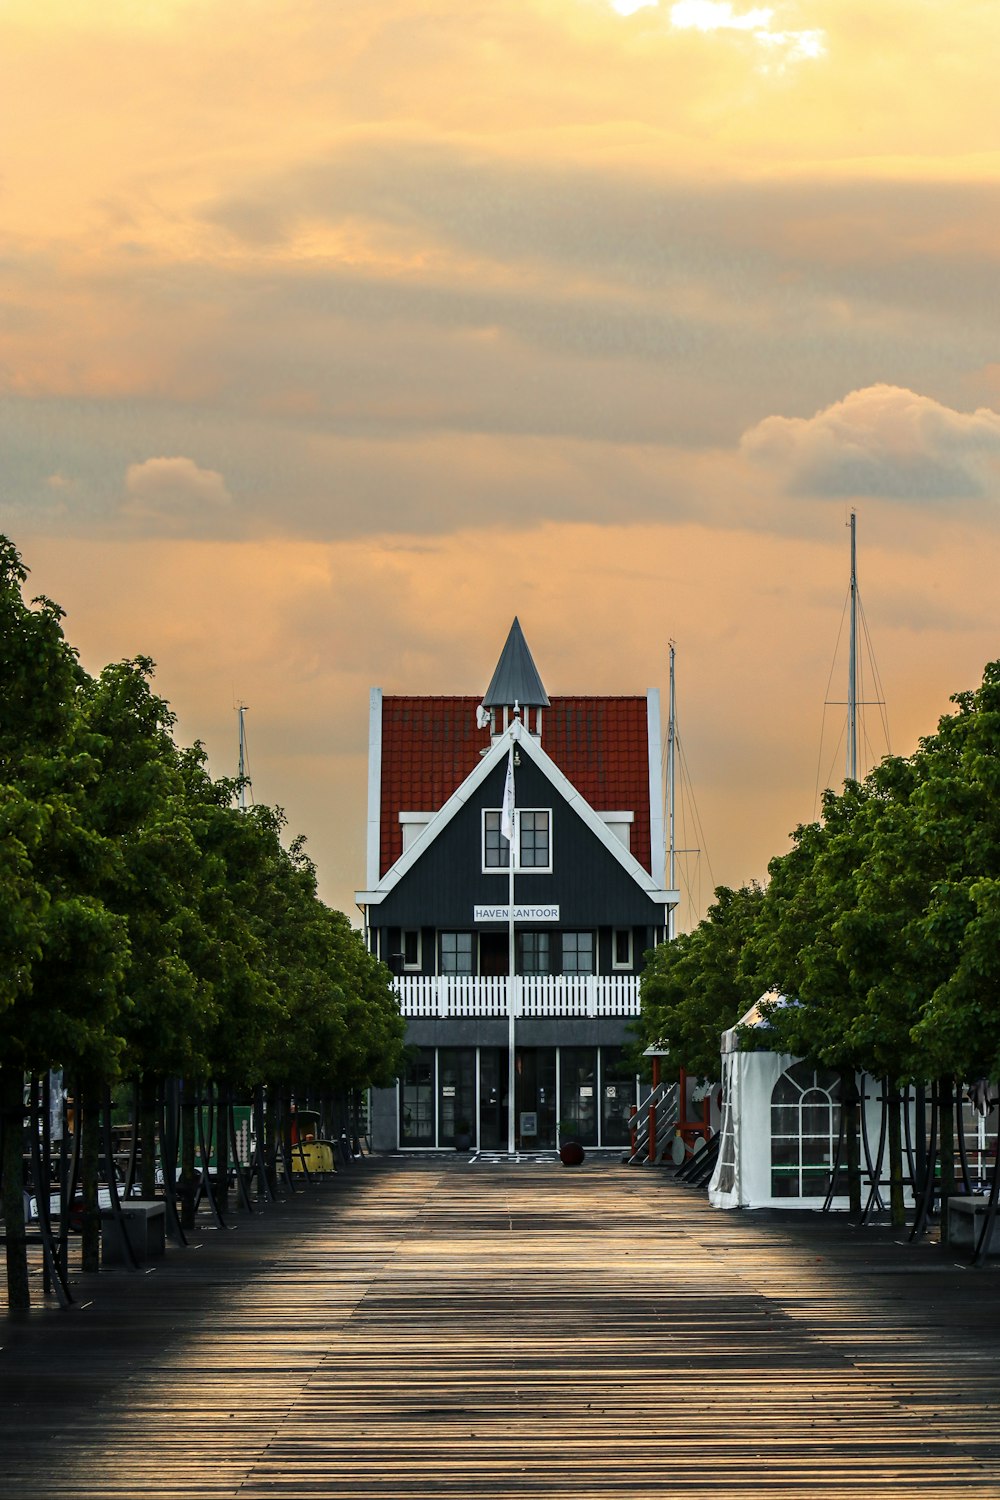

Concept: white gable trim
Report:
left=366, top=687, right=383, bottom=889
left=355, top=719, right=679, bottom=910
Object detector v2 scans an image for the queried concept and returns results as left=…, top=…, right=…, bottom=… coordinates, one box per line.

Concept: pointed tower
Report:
left=481, top=617, right=550, bottom=739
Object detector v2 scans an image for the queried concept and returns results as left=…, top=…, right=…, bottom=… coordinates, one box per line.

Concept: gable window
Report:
left=440, top=931, right=474, bottom=975
left=401, top=929, right=422, bottom=971
left=519, top=810, right=550, bottom=868
left=561, top=931, right=594, bottom=975
left=519, top=931, right=550, bottom=975
left=483, top=809, right=509, bottom=868
left=612, top=928, right=633, bottom=970
left=482, top=809, right=552, bottom=873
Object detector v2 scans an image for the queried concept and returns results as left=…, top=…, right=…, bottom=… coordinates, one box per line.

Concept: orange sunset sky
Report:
left=3, top=0, right=1000, bottom=926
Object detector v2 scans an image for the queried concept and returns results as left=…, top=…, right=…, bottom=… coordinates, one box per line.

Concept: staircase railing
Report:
left=625, top=1081, right=679, bottom=1165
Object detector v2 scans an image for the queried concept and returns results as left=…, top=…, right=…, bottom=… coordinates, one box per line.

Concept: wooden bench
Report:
left=101, top=1199, right=166, bottom=1266
left=946, top=1196, right=1000, bottom=1254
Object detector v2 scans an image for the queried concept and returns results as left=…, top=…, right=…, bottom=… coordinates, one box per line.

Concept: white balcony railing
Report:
left=393, top=974, right=640, bottom=1019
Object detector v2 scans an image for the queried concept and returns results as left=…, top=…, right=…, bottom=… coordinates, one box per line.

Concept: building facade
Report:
left=356, top=620, right=678, bottom=1153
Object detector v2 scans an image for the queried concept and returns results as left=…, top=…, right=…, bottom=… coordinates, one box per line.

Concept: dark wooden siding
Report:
left=374, top=758, right=663, bottom=932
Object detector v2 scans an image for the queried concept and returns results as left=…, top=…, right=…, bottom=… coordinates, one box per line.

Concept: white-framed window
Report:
left=562, top=931, right=595, bottom=975
left=612, top=928, right=633, bottom=970
left=770, top=1062, right=841, bottom=1199
left=482, top=808, right=552, bottom=873
left=401, top=929, right=421, bottom=971
left=440, top=931, right=474, bottom=975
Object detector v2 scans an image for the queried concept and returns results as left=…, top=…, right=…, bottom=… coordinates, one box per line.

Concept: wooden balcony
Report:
left=393, top=973, right=640, bottom=1019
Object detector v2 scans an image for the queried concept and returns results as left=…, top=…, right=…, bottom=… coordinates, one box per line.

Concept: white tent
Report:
left=709, top=993, right=891, bottom=1211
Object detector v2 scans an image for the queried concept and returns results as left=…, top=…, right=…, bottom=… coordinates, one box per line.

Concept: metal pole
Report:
left=238, top=703, right=249, bottom=811
left=847, top=512, right=857, bottom=783
left=667, top=641, right=676, bottom=940
left=507, top=792, right=516, bottom=1158
left=509, top=732, right=515, bottom=1152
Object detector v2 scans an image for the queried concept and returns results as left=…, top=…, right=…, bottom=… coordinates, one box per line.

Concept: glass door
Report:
left=479, top=1048, right=508, bottom=1151
left=515, top=1048, right=556, bottom=1149
left=559, top=1047, right=598, bottom=1145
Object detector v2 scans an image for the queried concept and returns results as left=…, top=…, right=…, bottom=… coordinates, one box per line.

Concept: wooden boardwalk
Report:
left=3, top=1158, right=1000, bottom=1497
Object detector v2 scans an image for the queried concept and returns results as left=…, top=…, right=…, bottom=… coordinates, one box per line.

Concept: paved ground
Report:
left=2, top=1157, right=1000, bottom=1497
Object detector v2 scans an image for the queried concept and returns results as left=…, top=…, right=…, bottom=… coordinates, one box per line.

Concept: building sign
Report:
left=473, top=904, right=560, bottom=923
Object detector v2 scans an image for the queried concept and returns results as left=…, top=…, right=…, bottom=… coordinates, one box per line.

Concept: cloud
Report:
left=668, top=1, right=825, bottom=61
left=123, top=456, right=233, bottom=526
left=741, top=385, right=1000, bottom=500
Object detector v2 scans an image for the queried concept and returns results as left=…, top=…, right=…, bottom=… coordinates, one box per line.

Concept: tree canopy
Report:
left=640, top=659, right=1000, bottom=1090
left=0, top=536, right=404, bottom=1095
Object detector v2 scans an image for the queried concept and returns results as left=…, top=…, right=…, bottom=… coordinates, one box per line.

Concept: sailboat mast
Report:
left=238, top=703, right=249, bottom=811
left=667, top=641, right=676, bottom=941
left=847, top=512, right=858, bottom=783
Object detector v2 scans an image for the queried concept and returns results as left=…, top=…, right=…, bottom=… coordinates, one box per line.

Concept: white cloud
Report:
left=742, top=385, right=1000, bottom=501
left=123, top=456, right=232, bottom=525
left=668, top=1, right=825, bottom=59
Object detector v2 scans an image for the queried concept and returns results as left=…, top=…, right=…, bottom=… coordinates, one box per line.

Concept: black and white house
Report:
left=356, top=620, right=678, bottom=1153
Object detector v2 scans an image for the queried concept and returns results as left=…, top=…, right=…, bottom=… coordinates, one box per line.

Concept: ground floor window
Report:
left=600, top=1047, right=640, bottom=1148
left=398, top=1046, right=638, bottom=1151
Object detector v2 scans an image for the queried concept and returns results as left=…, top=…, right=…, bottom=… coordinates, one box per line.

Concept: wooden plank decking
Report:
left=2, top=1158, right=1000, bottom=1497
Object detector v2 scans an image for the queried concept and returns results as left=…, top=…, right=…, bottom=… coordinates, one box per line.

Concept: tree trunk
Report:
left=938, top=1075, right=957, bottom=1241
left=139, top=1072, right=157, bottom=1199
left=1, top=1067, right=30, bottom=1313
left=178, top=1084, right=197, bottom=1231
left=887, top=1080, right=906, bottom=1228
left=79, top=1076, right=101, bottom=1273
left=840, top=1068, right=863, bottom=1219
left=215, top=1082, right=230, bottom=1216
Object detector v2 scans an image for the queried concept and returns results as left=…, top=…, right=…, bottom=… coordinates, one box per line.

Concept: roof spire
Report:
left=482, top=617, right=550, bottom=710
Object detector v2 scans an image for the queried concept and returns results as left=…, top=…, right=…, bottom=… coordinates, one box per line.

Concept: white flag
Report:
left=500, top=745, right=516, bottom=859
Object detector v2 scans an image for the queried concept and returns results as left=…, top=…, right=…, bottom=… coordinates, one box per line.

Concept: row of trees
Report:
left=640, top=658, right=1000, bottom=1220
left=0, top=537, right=406, bottom=1306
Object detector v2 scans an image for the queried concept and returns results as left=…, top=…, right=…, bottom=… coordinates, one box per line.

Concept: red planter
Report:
left=559, top=1141, right=585, bottom=1166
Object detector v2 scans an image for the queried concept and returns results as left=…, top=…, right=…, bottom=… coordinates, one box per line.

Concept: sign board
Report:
left=473, top=905, right=560, bottom=923
left=520, top=1112, right=538, bottom=1136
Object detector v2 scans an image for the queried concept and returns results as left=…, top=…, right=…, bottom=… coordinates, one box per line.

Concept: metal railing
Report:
left=393, top=973, right=641, bottom=1019
left=625, top=1080, right=680, bottom=1164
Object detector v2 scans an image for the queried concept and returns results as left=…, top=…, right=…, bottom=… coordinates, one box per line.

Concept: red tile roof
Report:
left=379, top=695, right=654, bottom=877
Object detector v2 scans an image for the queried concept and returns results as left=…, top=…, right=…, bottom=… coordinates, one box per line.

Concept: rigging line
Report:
left=814, top=593, right=852, bottom=814
left=679, top=794, right=703, bottom=930
left=677, top=732, right=715, bottom=893
left=857, top=594, right=892, bottom=753
left=676, top=765, right=700, bottom=933
left=817, top=712, right=847, bottom=808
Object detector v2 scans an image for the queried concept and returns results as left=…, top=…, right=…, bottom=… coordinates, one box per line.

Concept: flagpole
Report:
left=507, top=829, right=516, bottom=1157
left=503, top=726, right=518, bottom=1157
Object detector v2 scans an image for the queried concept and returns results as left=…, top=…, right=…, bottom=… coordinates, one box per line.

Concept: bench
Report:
left=101, top=1199, right=166, bottom=1266
left=946, top=1196, right=1000, bottom=1255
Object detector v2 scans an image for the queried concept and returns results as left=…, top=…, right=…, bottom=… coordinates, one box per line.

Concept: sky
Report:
left=3, top=0, right=1000, bottom=928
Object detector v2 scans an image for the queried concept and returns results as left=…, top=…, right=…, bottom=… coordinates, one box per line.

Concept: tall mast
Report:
left=847, top=511, right=857, bottom=783
left=667, top=641, right=676, bottom=941
left=238, top=703, right=249, bottom=811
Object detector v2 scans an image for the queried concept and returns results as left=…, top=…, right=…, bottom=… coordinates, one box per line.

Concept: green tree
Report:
left=639, top=883, right=766, bottom=1079
left=0, top=539, right=128, bottom=1303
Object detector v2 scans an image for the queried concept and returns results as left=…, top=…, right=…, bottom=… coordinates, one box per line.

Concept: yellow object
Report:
left=291, top=1140, right=335, bottom=1173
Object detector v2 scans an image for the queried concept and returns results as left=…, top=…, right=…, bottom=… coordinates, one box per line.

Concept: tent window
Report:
left=770, top=1061, right=841, bottom=1199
